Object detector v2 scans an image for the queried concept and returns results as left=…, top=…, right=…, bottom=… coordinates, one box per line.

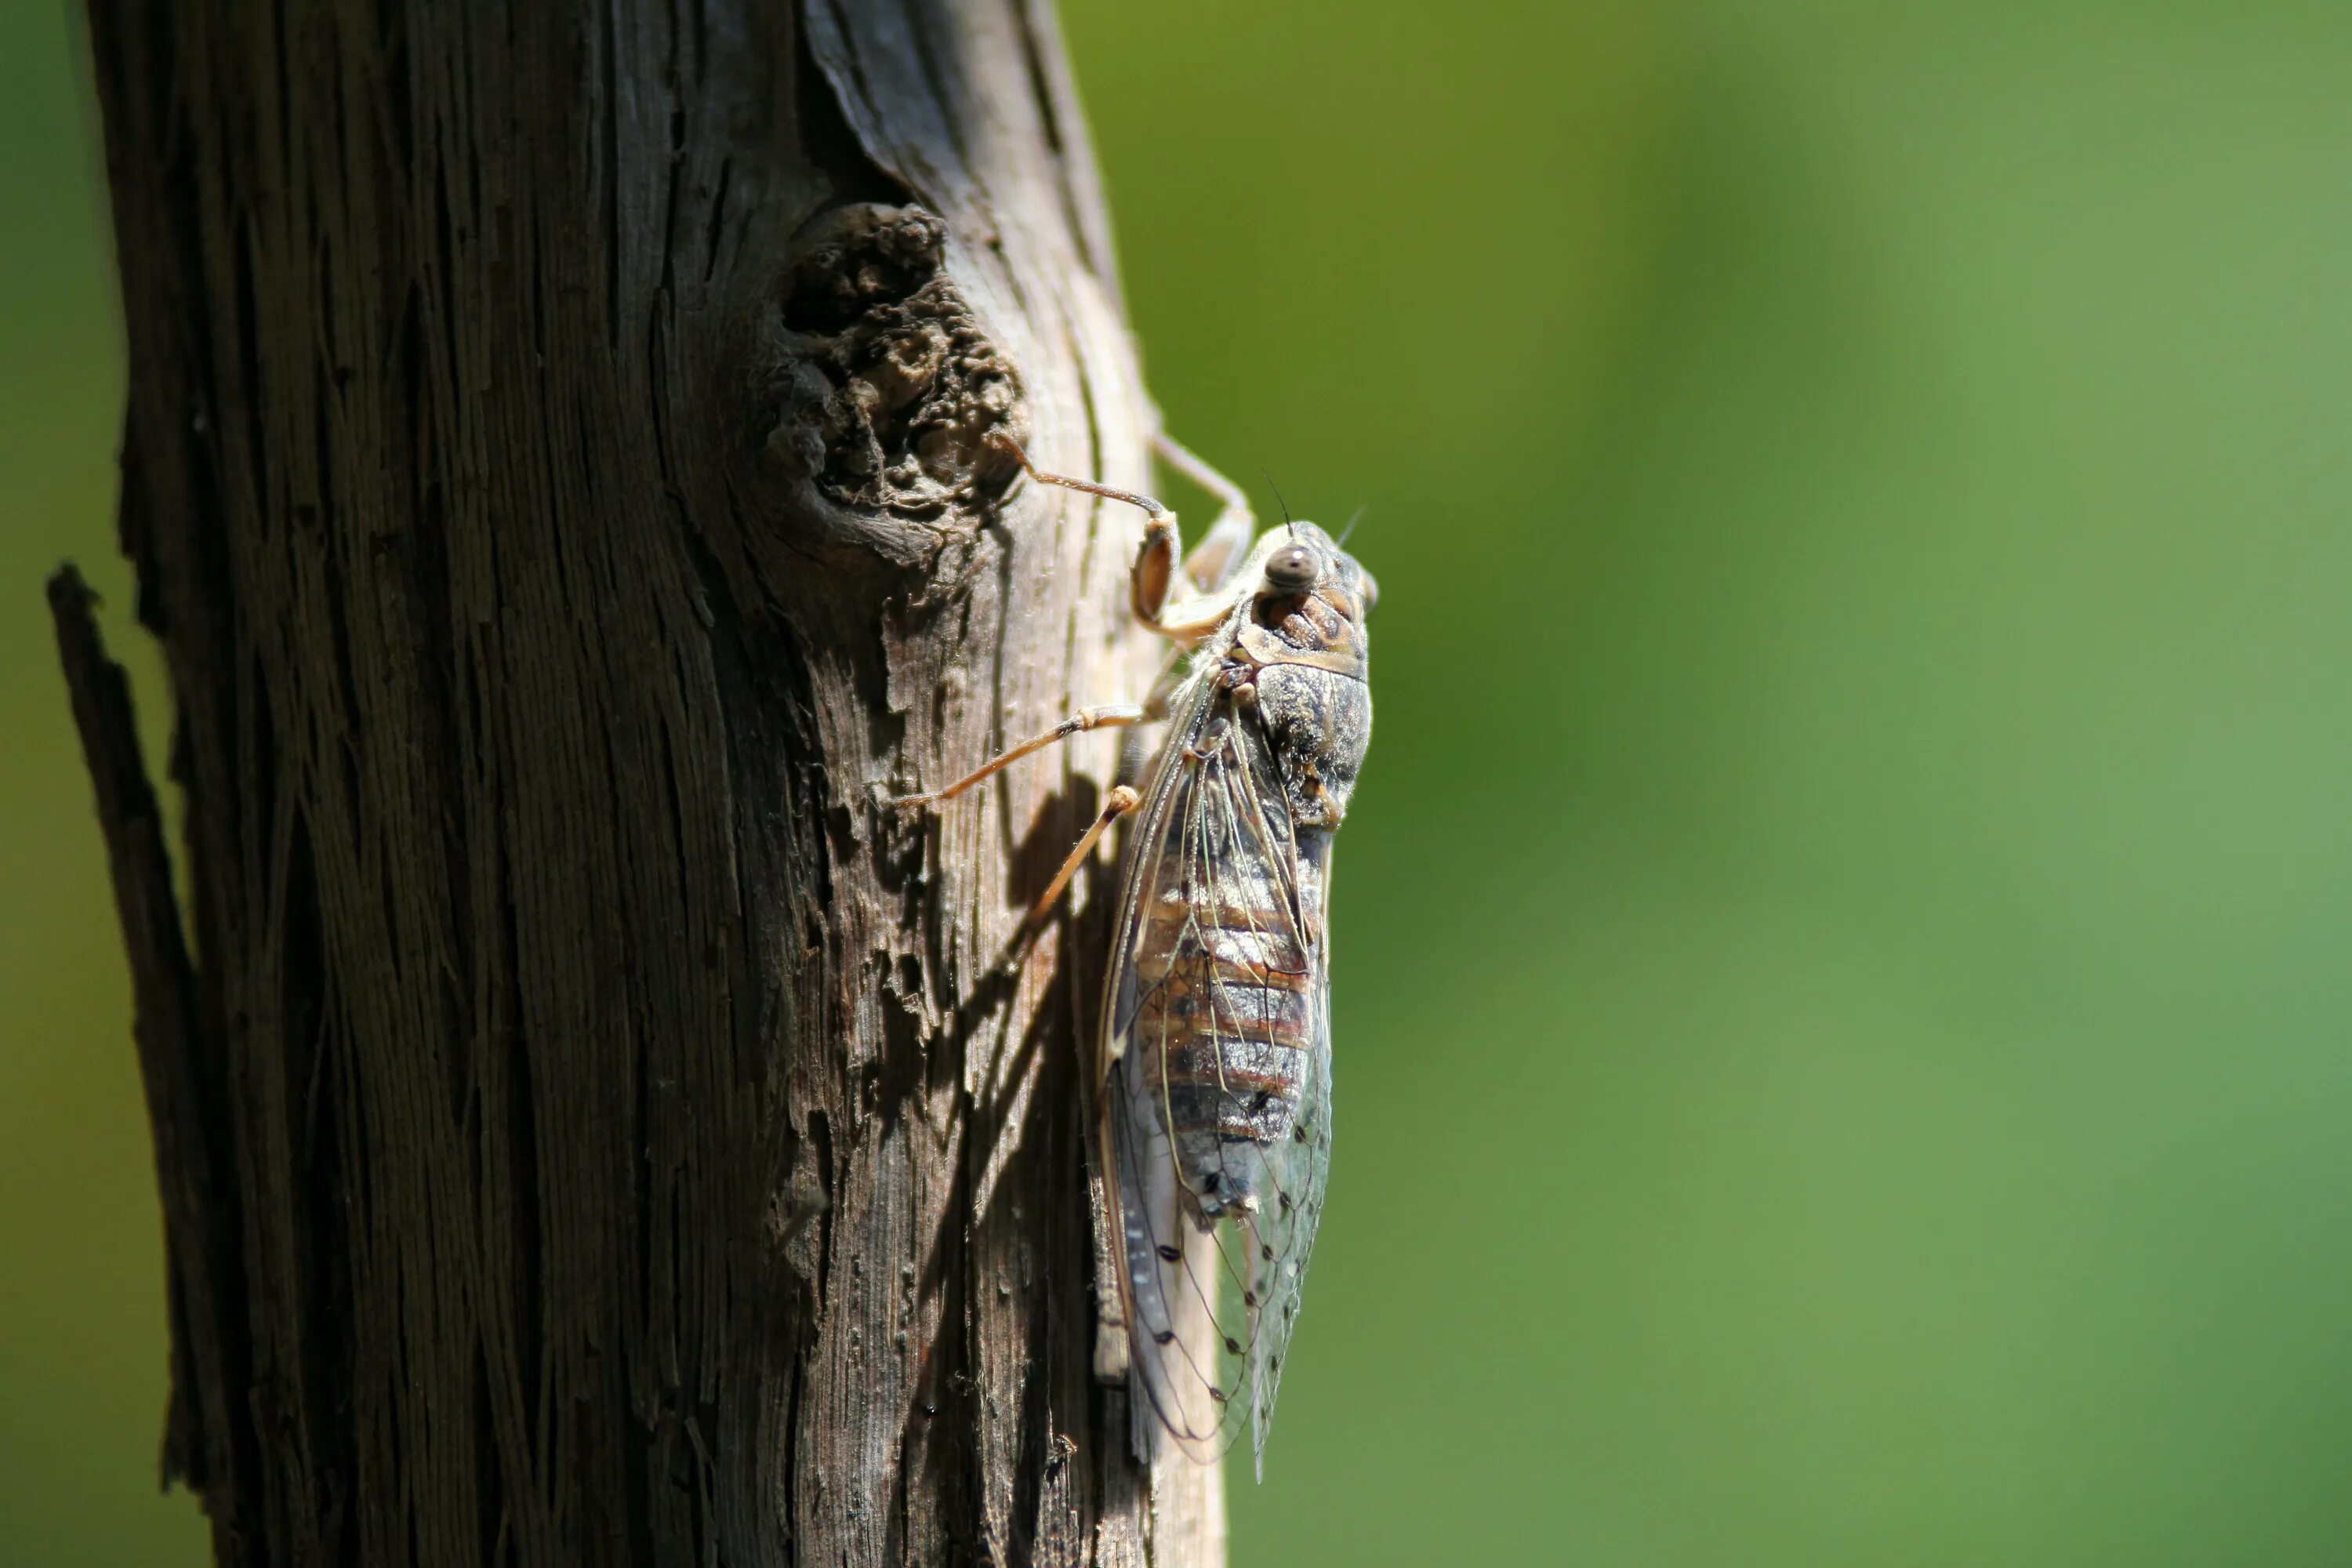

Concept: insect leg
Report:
left=993, top=435, right=1187, bottom=622
left=994, top=434, right=1233, bottom=645
left=1019, top=784, right=1141, bottom=929
left=1153, top=431, right=1256, bottom=594
left=888, top=705, right=1145, bottom=811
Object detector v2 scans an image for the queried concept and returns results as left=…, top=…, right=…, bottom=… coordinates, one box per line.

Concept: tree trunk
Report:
left=58, top=2, right=1220, bottom=1563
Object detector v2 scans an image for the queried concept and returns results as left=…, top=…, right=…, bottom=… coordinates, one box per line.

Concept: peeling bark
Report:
left=67, top=1, right=1218, bottom=1562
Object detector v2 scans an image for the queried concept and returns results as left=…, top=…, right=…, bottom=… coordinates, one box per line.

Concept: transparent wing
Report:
left=1102, top=693, right=1334, bottom=1477
left=1243, top=828, right=1334, bottom=1480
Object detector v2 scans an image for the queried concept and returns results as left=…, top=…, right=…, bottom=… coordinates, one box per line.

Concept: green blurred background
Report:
left=9, top=2, right=2352, bottom=1563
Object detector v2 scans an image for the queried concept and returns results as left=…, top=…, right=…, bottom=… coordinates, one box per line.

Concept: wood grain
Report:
left=67, top=1, right=1218, bottom=1561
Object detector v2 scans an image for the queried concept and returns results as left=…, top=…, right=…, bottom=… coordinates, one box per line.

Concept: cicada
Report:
left=895, top=434, right=1374, bottom=1479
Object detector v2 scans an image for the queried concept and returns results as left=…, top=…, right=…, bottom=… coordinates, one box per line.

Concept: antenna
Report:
left=1263, top=470, right=1296, bottom=538
left=1336, top=506, right=1367, bottom=549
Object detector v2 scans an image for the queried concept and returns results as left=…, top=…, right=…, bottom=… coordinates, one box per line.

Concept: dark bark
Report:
left=64, top=1, right=1218, bottom=1563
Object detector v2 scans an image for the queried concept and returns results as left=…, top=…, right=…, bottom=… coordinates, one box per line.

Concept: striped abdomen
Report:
left=1131, top=772, right=1327, bottom=1216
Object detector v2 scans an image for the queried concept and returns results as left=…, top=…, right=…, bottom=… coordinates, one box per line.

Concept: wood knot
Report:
left=759, top=203, right=1023, bottom=550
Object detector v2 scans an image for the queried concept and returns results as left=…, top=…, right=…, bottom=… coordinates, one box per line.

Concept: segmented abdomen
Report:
left=1130, top=783, right=1323, bottom=1212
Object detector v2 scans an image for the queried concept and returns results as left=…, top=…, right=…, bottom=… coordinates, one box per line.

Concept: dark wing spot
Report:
left=1200, top=1171, right=1221, bottom=1194
left=1152, top=1330, right=1176, bottom=1345
left=1156, top=1243, right=1181, bottom=1263
left=1260, top=1243, right=1274, bottom=1261
left=1294, top=1124, right=1310, bottom=1143
left=1224, top=1335, right=1242, bottom=1354
left=1277, top=1192, right=1292, bottom=1213
left=1243, top=1290, right=1258, bottom=1307
left=1207, top=1385, right=1228, bottom=1403
left=1271, top=1356, right=1281, bottom=1371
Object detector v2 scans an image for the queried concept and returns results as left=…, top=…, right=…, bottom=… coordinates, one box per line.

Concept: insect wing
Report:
left=1246, top=829, right=1333, bottom=1479
left=1102, top=687, right=1333, bottom=1475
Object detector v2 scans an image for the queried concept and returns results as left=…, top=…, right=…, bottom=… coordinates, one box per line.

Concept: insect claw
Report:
left=879, top=788, right=935, bottom=818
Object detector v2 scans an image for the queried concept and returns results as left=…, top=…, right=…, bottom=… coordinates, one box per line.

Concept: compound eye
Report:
left=1358, top=568, right=1379, bottom=615
left=1263, top=543, right=1319, bottom=594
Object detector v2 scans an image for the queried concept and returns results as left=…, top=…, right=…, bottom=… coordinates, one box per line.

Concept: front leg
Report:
left=1152, top=430, right=1255, bottom=594
left=995, top=436, right=1243, bottom=646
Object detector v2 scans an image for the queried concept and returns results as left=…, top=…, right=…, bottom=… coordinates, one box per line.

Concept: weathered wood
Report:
left=67, top=1, right=1219, bottom=1562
